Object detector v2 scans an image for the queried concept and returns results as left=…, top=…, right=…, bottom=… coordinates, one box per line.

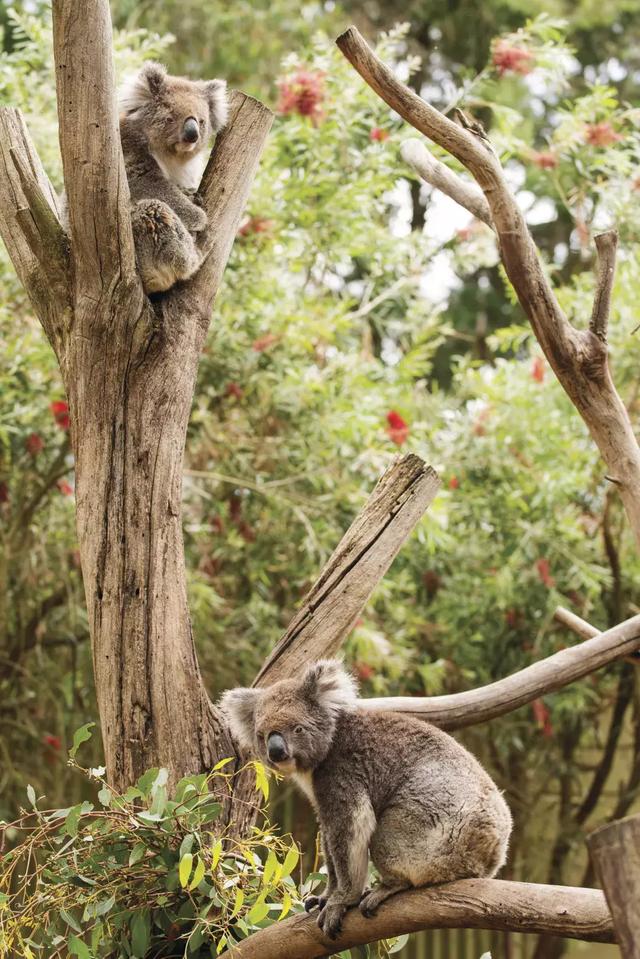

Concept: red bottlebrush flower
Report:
left=229, top=492, right=242, bottom=523
left=531, top=699, right=553, bottom=738
left=239, top=521, right=256, bottom=543
left=492, top=41, right=534, bottom=76
left=355, top=661, right=375, bottom=682
left=277, top=69, right=326, bottom=123
left=530, top=150, right=558, bottom=170
left=584, top=122, right=623, bottom=147
left=225, top=382, right=243, bottom=400
left=252, top=333, right=279, bottom=352
left=238, top=216, right=275, bottom=237
left=211, top=515, right=225, bottom=535
left=505, top=608, right=521, bottom=628
left=531, top=356, right=545, bottom=383
left=50, top=400, right=70, bottom=430
left=448, top=475, right=459, bottom=490
left=0, top=482, right=9, bottom=503
left=385, top=410, right=410, bottom=446
left=25, top=432, right=44, bottom=455
left=370, top=127, right=390, bottom=142
left=43, top=734, right=62, bottom=750
left=57, top=479, right=73, bottom=496
left=536, top=557, right=556, bottom=588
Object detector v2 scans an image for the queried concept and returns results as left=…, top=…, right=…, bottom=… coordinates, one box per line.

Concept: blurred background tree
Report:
left=1, top=2, right=639, bottom=957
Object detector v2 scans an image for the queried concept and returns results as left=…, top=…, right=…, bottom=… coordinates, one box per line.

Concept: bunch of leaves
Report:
left=0, top=742, right=302, bottom=957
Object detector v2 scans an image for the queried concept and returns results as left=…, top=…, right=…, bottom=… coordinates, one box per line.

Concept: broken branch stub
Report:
left=253, top=455, right=440, bottom=687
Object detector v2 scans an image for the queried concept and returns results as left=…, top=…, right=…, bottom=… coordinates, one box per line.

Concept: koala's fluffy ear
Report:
left=119, top=61, right=167, bottom=114
left=301, top=660, right=358, bottom=712
left=200, top=79, right=228, bottom=132
left=219, top=687, right=261, bottom=753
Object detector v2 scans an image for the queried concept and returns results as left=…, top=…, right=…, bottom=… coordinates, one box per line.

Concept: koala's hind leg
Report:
left=132, top=199, right=202, bottom=294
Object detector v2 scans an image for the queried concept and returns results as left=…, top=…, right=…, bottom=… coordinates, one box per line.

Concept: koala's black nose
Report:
left=183, top=117, right=199, bottom=143
left=267, top=732, right=289, bottom=764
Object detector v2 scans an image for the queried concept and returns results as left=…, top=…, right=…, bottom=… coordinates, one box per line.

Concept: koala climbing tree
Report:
left=0, top=1, right=639, bottom=957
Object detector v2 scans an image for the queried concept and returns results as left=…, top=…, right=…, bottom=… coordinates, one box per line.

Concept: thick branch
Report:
left=52, top=0, right=136, bottom=298
left=220, top=880, right=614, bottom=959
left=360, top=613, right=640, bottom=729
left=337, top=26, right=640, bottom=551
left=0, top=108, right=69, bottom=354
left=253, top=455, right=440, bottom=687
left=400, top=138, right=493, bottom=228
left=588, top=814, right=640, bottom=957
left=589, top=230, right=618, bottom=342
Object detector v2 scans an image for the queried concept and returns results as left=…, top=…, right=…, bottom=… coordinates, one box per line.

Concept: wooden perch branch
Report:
left=361, top=612, right=640, bottom=729
left=219, top=880, right=615, bottom=958
left=588, top=813, right=640, bottom=958
left=337, top=26, right=640, bottom=551
left=590, top=230, right=618, bottom=342
left=554, top=605, right=639, bottom=663
left=253, top=455, right=440, bottom=687
left=400, top=138, right=493, bottom=228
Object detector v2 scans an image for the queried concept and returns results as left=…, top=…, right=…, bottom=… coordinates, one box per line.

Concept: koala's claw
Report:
left=359, top=888, right=385, bottom=918
left=304, top=895, right=327, bottom=913
left=317, top=901, right=346, bottom=940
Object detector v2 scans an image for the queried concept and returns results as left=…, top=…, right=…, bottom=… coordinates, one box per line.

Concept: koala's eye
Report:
left=294, top=725, right=304, bottom=735
left=199, top=118, right=205, bottom=126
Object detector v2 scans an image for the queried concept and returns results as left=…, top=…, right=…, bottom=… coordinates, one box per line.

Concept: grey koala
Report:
left=118, top=61, right=228, bottom=293
left=221, top=660, right=512, bottom=940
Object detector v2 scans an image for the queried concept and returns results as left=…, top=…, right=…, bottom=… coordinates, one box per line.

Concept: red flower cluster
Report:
left=370, top=127, right=390, bottom=142
left=530, top=150, right=558, bottom=170
left=355, top=661, right=375, bottom=682
left=43, top=734, right=62, bottom=750
left=536, top=557, right=555, bottom=588
left=385, top=410, right=409, bottom=445
left=531, top=699, right=553, bottom=738
left=50, top=400, right=70, bottom=430
left=448, top=475, right=459, bottom=490
left=252, top=333, right=279, bottom=352
left=531, top=356, right=545, bottom=383
left=277, top=69, right=326, bottom=123
left=57, top=479, right=73, bottom=497
left=492, top=41, right=534, bottom=76
left=225, top=382, right=244, bottom=400
left=584, top=122, right=622, bottom=147
left=238, top=216, right=275, bottom=237
left=25, top=432, right=44, bottom=455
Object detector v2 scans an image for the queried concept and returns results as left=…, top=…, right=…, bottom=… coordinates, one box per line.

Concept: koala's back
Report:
left=313, top=709, right=512, bottom=885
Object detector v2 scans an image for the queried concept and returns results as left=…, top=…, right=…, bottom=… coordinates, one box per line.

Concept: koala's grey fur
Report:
left=118, top=61, right=228, bottom=293
left=221, top=660, right=512, bottom=940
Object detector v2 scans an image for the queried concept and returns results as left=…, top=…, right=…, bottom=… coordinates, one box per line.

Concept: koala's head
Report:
left=119, top=62, right=228, bottom=159
left=220, top=660, right=358, bottom=774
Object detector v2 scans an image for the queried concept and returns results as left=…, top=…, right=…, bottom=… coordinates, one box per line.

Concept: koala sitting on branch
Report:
left=119, top=62, right=228, bottom=293
left=221, top=660, right=513, bottom=940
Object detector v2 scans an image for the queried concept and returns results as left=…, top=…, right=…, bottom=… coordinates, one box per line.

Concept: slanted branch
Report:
left=219, top=880, right=615, bottom=958
left=336, top=26, right=640, bottom=550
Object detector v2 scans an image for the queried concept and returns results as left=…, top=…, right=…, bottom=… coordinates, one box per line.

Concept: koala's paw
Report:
left=180, top=202, right=207, bottom=233
left=317, top=900, right=347, bottom=940
left=359, top=887, right=387, bottom=918
left=304, top=895, right=327, bottom=913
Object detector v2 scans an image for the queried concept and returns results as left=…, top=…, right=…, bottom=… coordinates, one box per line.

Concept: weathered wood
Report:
left=253, top=455, right=441, bottom=687
left=361, top=613, right=640, bottom=729
left=588, top=814, right=640, bottom=958
left=337, top=25, right=640, bottom=551
left=400, top=138, right=493, bottom=227
left=590, top=231, right=618, bottom=341
left=219, top=880, right=615, bottom=958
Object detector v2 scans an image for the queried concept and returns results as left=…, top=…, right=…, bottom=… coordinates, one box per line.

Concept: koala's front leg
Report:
left=316, top=797, right=376, bottom=940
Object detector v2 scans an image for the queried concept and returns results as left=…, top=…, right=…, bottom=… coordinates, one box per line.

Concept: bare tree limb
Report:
left=360, top=613, right=640, bottom=729
left=336, top=26, right=640, bottom=551
left=219, top=880, right=615, bottom=959
left=588, top=814, right=640, bottom=957
left=0, top=108, right=69, bottom=355
left=590, top=230, right=618, bottom=342
left=52, top=0, right=137, bottom=300
left=253, top=455, right=441, bottom=687
left=554, top=605, right=639, bottom=663
left=400, top=138, right=493, bottom=228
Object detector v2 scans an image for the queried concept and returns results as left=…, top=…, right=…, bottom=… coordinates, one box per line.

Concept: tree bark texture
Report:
left=588, top=813, right=640, bottom=958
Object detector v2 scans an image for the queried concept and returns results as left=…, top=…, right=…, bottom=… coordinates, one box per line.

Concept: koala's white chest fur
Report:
left=292, top=770, right=317, bottom=809
left=152, top=149, right=207, bottom=191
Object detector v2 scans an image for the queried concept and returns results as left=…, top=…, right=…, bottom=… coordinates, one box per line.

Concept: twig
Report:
left=589, top=231, right=618, bottom=342
left=400, top=139, right=493, bottom=227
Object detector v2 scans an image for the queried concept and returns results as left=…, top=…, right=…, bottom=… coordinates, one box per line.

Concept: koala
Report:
left=221, top=660, right=512, bottom=941
left=118, top=61, right=228, bottom=293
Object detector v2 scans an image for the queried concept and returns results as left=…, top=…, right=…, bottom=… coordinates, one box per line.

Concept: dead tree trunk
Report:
left=588, top=813, right=640, bottom=958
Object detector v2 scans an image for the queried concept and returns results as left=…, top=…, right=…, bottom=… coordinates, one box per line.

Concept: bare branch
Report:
left=589, top=230, right=618, bottom=342
left=401, top=138, right=493, bottom=228
left=588, top=813, right=640, bottom=957
left=219, top=880, right=615, bottom=959
left=254, top=455, right=441, bottom=687
left=554, top=606, right=599, bottom=640
left=52, top=0, right=136, bottom=297
left=0, top=108, right=69, bottom=354
left=336, top=25, right=640, bottom=552
left=360, top=613, right=640, bottom=729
